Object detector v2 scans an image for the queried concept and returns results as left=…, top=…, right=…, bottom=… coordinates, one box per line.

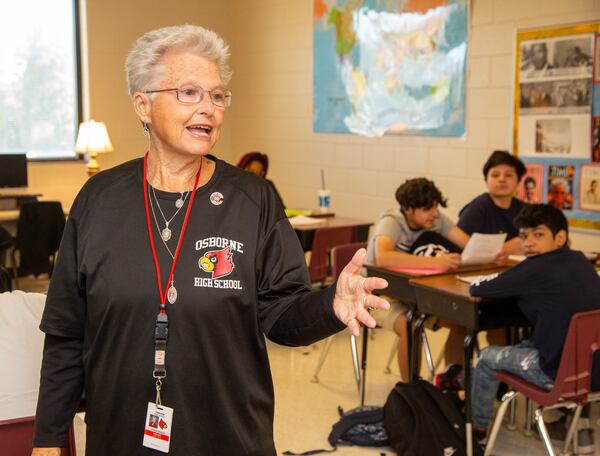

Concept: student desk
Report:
left=363, top=263, right=514, bottom=375
left=292, top=216, right=372, bottom=252
left=409, top=271, right=529, bottom=456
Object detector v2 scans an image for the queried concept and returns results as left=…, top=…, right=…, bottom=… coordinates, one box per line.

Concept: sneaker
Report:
left=544, top=415, right=595, bottom=455
left=576, top=427, right=595, bottom=455
left=434, top=364, right=463, bottom=392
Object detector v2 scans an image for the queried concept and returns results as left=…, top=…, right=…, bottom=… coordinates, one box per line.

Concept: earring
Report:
left=142, top=122, right=150, bottom=136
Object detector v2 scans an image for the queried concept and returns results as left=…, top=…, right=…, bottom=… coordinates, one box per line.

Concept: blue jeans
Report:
left=471, top=340, right=554, bottom=429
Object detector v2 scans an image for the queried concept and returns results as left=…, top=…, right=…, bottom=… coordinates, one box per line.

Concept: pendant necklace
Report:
left=152, top=186, right=190, bottom=242
left=149, top=185, right=185, bottom=304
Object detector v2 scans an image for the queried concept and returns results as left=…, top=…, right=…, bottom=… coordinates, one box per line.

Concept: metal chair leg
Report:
left=349, top=334, right=361, bottom=394
left=485, top=390, right=519, bottom=456
left=562, top=405, right=582, bottom=456
left=384, top=336, right=399, bottom=374
left=535, top=408, right=556, bottom=456
left=311, top=336, right=335, bottom=383
left=422, top=330, right=435, bottom=380
left=524, top=398, right=535, bottom=436
left=507, top=399, right=518, bottom=430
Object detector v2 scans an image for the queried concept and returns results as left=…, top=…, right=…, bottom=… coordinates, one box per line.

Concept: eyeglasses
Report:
left=144, top=85, right=232, bottom=108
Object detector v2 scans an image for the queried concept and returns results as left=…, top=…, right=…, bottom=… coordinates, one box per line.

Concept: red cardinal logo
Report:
left=199, top=248, right=235, bottom=279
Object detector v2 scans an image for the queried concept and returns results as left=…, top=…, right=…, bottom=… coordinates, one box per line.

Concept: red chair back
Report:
left=551, top=309, right=600, bottom=404
left=0, top=416, right=76, bottom=456
left=331, top=242, right=368, bottom=282
left=307, top=227, right=356, bottom=283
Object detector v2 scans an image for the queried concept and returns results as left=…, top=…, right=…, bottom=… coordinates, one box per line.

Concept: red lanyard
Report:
left=143, top=152, right=202, bottom=307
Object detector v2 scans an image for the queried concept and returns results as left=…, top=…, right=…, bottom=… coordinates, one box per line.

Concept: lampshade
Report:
left=75, top=120, right=113, bottom=176
left=75, top=120, right=113, bottom=153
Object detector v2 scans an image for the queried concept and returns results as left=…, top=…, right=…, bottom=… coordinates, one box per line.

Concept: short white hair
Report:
left=125, top=24, right=232, bottom=96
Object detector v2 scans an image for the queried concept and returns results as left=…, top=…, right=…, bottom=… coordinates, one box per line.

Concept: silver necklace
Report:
left=152, top=186, right=190, bottom=242
left=149, top=186, right=182, bottom=304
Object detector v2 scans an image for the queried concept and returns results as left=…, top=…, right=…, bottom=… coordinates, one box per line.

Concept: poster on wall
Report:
left=517, top=34, right=593, bottom=158
left=594, top=33, right=600, bottom=83
left=547, top=164, right=575, bottom=210
left=580, top=164, right=600, bottom=211
left=312, top=0, right=467, bottom=137
left=515, top=22, right=600, bottom=232
left=593, top=116, right=600, bottom=162
left=518, top=163, right=544, bottom=203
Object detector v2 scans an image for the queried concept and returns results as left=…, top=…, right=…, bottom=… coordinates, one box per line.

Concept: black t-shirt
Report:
left=34, top=157, right=344, bottom=455
left=470, top=247, right=600, bottom=384
left=457, top=193, right=527, bottom=240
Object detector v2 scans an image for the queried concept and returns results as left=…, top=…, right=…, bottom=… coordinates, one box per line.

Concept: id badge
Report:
left=143, top=402, right=174, bottom=453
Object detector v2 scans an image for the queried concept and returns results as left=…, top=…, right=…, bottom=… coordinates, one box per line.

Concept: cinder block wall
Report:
left=227, top=0, right=600, bottom=250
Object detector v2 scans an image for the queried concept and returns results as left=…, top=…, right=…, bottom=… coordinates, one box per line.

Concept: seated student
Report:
left=458, top=150, right=527, bottom=255
left=237, top=151, right=285, bottom=208
left=440, top=204, right=600, bottom=447
left=365, top=178, right=470, bottom=380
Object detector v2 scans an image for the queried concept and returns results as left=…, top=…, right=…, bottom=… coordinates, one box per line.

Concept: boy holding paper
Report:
left=458, top=150, right=528, bottom=255
left=439, top=204, right=600, bottom=448
left=366, top=178, right=470, bottom=379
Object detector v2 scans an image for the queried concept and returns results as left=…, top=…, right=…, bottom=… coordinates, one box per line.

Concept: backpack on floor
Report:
left=283, top=405, right=389, bottom=455
left=383, top=380, right=483, bottom=456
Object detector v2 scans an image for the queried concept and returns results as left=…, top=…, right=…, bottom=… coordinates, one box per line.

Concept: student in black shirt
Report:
left=31, top=25, right=390, bottom=456
left=444, top=205, right=600, bottom=443
left=458, top=150, right=527, bottom=254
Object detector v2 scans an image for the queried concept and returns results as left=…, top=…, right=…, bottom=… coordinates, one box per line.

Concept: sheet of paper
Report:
left=287, top=215, right=327, bottom=227
left=460, top=232, right=507, bottom=266
left=456, top=273, right=499, bottom=285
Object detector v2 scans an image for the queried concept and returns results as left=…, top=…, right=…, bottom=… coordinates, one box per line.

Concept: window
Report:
left=0, top=0, right=82, bottom=160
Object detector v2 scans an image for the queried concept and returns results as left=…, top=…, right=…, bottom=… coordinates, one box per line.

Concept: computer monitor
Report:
left=0, top=154, right=28, bottom=188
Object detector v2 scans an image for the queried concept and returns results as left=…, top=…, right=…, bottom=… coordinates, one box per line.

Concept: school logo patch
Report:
left=199, top=247, right=234, bottom=279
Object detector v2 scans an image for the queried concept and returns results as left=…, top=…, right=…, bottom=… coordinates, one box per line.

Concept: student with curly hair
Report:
left=365, top=178, right=470, bottom=380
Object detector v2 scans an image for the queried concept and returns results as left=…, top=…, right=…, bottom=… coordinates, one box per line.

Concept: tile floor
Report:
left=19, top=277, right=599, bottom=455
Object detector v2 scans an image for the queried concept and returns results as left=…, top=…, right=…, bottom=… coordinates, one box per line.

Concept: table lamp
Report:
left=75, top=120, right=113, bottom=176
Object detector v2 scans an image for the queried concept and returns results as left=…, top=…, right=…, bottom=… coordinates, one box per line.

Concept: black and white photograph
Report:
left=519, top=79, right=591, bottom=114
left=520, top=34, right=594, bottom=80
left=580, top=165, right=600, bottom=211
left=535, top=118, right=571, bottom=154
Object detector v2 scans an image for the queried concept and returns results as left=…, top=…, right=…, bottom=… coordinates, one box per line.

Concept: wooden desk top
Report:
left=365, top=261, right=511, bottom=279
left=409, top=266, right=510, bottom=301
left=292, top=216, right=372, bottom=232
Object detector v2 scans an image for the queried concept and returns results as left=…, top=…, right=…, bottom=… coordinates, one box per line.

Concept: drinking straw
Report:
left=320, top=169, right=326, bottom=190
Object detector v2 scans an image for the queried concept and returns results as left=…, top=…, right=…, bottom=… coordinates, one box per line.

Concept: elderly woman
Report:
left=32, top=25, right=388, bottom=456
left=237, top=151, right=285, bottom=208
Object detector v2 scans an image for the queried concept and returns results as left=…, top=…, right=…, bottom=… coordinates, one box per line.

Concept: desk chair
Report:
left=307, top=226, right=356, bottom=285
left=11, top=201, right=66, bottom=288
left=0, top=416, right=76, bottom=456
left=311, top=242, right=402, bottom=403
left=484, top=310, right=600, bottom=456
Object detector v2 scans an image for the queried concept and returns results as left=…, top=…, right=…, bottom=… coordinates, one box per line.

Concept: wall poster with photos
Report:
left=514, top=22, right=600, bottom=232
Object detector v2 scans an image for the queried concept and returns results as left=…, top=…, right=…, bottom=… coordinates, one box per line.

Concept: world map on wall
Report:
left=313, top=0, right=467, bottom=137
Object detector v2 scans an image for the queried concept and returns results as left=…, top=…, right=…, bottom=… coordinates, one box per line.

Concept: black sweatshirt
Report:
left=470, top=247, right=600, bottom=383
left=33, top=157, right=345, bottom=455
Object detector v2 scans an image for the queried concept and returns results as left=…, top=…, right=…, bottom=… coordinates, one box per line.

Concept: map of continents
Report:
left=313, top=0, right=467, bottom=137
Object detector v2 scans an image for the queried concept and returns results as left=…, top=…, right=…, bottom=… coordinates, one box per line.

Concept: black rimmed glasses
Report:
left=144, top=85, right=232, bottom=108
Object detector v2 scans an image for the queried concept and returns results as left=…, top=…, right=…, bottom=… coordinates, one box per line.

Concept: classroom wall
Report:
left=27, top=0, right=600, bottom=249
left=228, top=0, right=600, bottom=251
left=27, top=0, right=233, bottom=209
